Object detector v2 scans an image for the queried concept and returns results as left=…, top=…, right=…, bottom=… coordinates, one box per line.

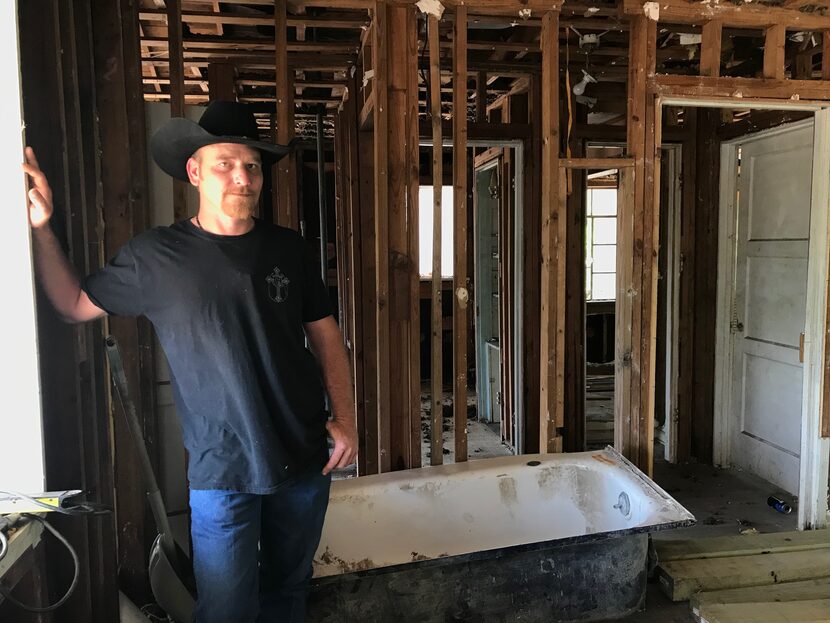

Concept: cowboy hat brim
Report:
left=151, top=117, right=292, bottom=182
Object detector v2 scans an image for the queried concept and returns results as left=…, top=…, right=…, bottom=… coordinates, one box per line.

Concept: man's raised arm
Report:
left=23, top=147, right=106, bottom=323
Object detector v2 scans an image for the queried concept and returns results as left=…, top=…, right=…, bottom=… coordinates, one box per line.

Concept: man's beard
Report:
left=221, top=192, right=259, bottom=219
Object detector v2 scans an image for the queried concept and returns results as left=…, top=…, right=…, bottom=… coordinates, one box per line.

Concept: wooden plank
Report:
left=823, top=32, right=830, bottom=81
left=763, top=24, right=787, bottom=80
left=523, top=77, right=542, bottom=453
left=561, top=157, right=634, bottom=169
left=698, top=599, right=830, bottom=623
left=622, top=0, right=830, bottom=29
left=429, top=14, right=443, bottom=466
left=651, top=74, right=830, bottom=101
left=656, top=549, right=830, bottom=601
left=615, top=167, right=634, bottom=460
left=404, top=5, right=422, bottom=469
left=454, top=6, right=469, bottom=463
left=700, top=20, right=722, bottom=78
left=539, top=10, right=563, bottom=454
left=657, top=530, right=830, bottom=562
left=692, top=108, right=719, bottom=463
left=358, top=129, right=378, bottom=474
left=373, top=0, right=391, bottom=472
left=207, top=62, right=236, bottom=100
left=274, top=0, right=298, bottom=229
left=690, top=578, right=830, bottom=614
left=676, top=108, right=696, bottom=462
left=140, top=9, right=369, bottom=30
left=476, top=71, right=487, bottom=123
left=167, top=0, right=187, bottom=222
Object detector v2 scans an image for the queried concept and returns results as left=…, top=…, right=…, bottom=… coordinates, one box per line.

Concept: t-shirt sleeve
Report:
left=81, top=240, right=145, bottom=317
left=302, top=243, right=332, bottom=323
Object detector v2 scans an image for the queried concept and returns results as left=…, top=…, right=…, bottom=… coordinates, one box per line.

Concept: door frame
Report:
left=421, top=138, right=525, bottom=454
left=660, top=143, right=683, bottom=464
left=707, top=110, right=830, bottom=530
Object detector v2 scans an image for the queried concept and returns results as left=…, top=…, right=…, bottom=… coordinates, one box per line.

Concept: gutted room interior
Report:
left=2, top=0, right=830, bottom=621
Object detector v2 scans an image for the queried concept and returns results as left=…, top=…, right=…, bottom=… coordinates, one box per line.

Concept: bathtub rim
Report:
left=313, top=447, right=696, bottom=581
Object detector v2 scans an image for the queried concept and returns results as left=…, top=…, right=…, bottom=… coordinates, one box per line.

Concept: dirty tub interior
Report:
left=307, top=447, right=695, bottom=622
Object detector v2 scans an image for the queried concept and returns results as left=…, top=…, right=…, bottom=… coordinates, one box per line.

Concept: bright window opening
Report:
left=586, top=187, right=617, bottom=301
left=418, top=185, right=454, bottom=278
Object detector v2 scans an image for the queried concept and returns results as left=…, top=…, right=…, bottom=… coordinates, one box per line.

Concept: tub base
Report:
left=308, top=532, right=648, bottom=622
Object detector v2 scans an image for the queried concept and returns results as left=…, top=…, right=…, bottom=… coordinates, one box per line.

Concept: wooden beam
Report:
left=561, top=157, right=634, bottom=169
left=823, top=32, right=830, bottom=81
left=618, top=14, right=658, bottom=475
left=453, top=6, right=469, bottom=463
left=650, top=74, right=830, bottom=101
left=373, top=0, right=391, bottom=472
left=539, top=10, right=563, bottom=454
left=207, top=62, right=236, bottom=100
left=139, top=9, right=369, bottom=30
left=763, top=24, right=787, bottom=80
left=167, top=0, right=187, bottom=221
left=622, top=0, right=830, bottom=29
left=476, top=70, right=487, bottom=123
left=700, top=20, right=722, bottom=78
left=429, top=15, right=444, bottom=466
left=141, top=36, right=360, bottom=55
left=274, top=0, right=298, bottom=229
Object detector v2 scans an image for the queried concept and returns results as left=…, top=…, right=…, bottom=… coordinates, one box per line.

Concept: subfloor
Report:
left=596, top=454, right=799, bottom=622
left=419, top=388, right=514, bottom=465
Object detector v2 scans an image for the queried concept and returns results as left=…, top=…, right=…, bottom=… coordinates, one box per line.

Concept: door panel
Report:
left=730, top=121, right=813, bottom=495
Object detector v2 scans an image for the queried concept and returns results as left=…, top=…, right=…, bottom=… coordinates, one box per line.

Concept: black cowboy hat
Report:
left=150, top=100, right=292, bottom=181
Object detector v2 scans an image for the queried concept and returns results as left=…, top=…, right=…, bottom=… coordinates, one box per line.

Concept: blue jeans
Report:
left=189, top=470, right=331, bottom=623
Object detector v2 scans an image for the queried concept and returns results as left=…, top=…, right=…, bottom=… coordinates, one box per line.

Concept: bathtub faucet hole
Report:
left=614, top=492, right=631, bottom=518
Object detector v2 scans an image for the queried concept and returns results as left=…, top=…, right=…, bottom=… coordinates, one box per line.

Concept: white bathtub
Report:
left=308, top=447, right=694, bottom=622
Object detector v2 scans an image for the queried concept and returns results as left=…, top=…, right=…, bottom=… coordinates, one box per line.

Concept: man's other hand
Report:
left=22, top=147, right=53, bottom=229
left=323, top=418, right=358, bottom=475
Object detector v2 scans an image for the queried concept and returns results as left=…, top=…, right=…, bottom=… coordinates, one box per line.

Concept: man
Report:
left=23, top=100, right=358, bottom=623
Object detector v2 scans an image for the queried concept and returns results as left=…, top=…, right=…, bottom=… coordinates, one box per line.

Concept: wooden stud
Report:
left=700, top=20, right=722, bottom=78
left=676, top=108, right=696, bottom=462
left=429, top=15, right=444, bottom=466
left=823, top=32, right=830, bottom=81
left=274, top=0, right=298, bottom=229
left=619, top=14, right=658, bottom=475
left=763, top=24, right=787, bottom=80
left=453, top=6, right=469, bottom=463
left=207, top=62, right=236, bottom=100
left=373, top=0, right=391, bottom=472
left=476, top=71, right=487, bottom=123
left=166, top=0, right=187, bottom=221
left=407, top=8, right=421, bottom=469
left=539, top=10, right=564, bottom=453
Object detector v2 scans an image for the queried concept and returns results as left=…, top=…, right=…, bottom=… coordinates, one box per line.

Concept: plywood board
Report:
left=690, top=578, right=830, bottom=615
left=698, top=599, right=830, bottom=623
left=657, top=530, right=830, bottom=562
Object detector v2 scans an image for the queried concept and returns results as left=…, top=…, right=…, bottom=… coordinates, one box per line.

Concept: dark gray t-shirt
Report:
left=83, top=219, right=332, bottom=493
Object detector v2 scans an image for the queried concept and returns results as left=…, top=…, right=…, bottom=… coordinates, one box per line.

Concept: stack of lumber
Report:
left=655, top=530, right=830, bottom=622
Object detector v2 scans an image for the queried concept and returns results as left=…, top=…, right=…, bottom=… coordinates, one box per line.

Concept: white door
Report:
left=729, top=121, right=813, bottom=495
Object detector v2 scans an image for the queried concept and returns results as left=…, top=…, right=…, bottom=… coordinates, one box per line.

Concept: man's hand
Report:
left=323, top=418, right=358, bottom=475
left=22, top=147, right=53, bottom=229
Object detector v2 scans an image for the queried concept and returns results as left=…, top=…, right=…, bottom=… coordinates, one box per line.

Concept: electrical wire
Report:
left=0, top=514, right=80, bottom=613
left=0, top=490, right=110, bottom=516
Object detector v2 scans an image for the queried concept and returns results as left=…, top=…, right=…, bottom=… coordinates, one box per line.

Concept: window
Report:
left=418, top=185, right=454, bottom=278
left=586, top=187, right=617, bottom=301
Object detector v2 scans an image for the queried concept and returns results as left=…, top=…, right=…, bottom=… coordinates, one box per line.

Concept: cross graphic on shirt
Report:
left=266, top=267, right=290, bottom=303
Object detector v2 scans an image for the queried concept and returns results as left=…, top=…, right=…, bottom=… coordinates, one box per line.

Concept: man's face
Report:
left=186, top=143, right=263, bottom=219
